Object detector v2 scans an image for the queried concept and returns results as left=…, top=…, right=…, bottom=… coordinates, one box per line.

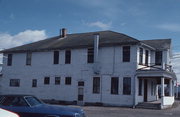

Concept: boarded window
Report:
left=65, top=77, right=71, bottom=85
left=26, top=52, right=32, bottom=65
left=123, top=77, right=131, bottom=95
left=87, top=48, right=94, bottom=63
left=138, top=79, right=142, bottom=96
left=10, top=79, right=20, bottom=87
left=32, top=79, right=37, bottom=87
left=139, top=48, right=143, bottom=65
left=53, top=51, right=59, bottom=64
left=65, top=50, right=71, bottom=64
left=55, top=77, right=60, bottom=85
left=44, top=77, right=50, bottom=85
left=123, top=46, right=130, bottom=62
left=155, top=51, right=162, bottom=65
left=7, top=54, right=13, bottom=66
left=93, top=77, right=100, bottom=94
left=111, top=77, right=119, bottom=94
left=145, top=50, right=149, bottom=65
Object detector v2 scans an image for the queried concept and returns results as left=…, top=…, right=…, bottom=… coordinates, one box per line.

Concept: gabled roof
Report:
left=0, top=30, right=140, bottom=53
left=141, top=39, right=171, bottom=50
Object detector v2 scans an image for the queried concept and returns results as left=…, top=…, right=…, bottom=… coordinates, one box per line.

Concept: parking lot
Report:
left=81, top=101, right=180, bottom=117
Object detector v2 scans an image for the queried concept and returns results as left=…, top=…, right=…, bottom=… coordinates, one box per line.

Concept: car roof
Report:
left=0, top=94, right=34, bottom=97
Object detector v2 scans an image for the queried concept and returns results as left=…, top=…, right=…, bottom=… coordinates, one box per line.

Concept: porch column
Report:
left=156, top=85, right=159, bottom=100
left=169, top=79, right=173, bottom=96
left=161, top=77, right=165, bottom=97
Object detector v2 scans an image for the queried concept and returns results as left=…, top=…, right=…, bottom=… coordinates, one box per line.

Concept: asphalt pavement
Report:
left=81, top=101, right=180, bottom=117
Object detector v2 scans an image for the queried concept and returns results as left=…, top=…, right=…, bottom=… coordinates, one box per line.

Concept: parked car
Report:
left=0, top=108, right=19, bottom=117
left=0, top=95, right=86, bottom=117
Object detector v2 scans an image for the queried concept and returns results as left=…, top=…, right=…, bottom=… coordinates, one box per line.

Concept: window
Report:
left=145, top=50, right=149, bottom=65
left=53, top=51, right=59, bottom=64
left=32, top=79, right=37, bottom=87
left=123, top=77, right=131, bottom=95
left=155, top=51, right=162, bottom=65
left=123, top=46, right=130, bottom=62
left=87, top=48, right=94, bottom=63
left=78, top=81, right=84, bottom=86
left=65, top=77, right=71, bottom=85
left=93, top=77, right=100, bottom=94
left=44, top=77, right=50, bottom=85
left=111, top=77, right=119, bottom=94
left=26, top=52, right=32, bottom=65
left=139, top=48, right=143, bottom=65
left=55, top=77, right=60, bottom=85
left=10, top=79, right=20, bottom=87
left=7, top=54, right=13, bottom=66
left=65, top=50, right=71, bottom=64
left=138, top=79, right=142, bottom=96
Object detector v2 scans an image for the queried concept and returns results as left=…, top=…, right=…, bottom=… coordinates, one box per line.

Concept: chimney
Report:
left=60, top=28, right=67, bottom=38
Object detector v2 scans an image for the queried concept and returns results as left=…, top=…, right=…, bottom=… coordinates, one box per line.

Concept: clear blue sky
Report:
left=0, top=0, right=180, bottom=52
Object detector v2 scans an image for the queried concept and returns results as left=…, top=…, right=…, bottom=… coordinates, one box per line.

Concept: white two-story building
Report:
left=0, top=29, right=176, bottom=109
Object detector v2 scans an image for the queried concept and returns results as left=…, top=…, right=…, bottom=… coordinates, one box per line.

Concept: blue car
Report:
left=0, top=95, right=86, bottom=117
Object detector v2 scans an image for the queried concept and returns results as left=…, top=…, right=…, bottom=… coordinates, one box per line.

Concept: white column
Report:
left=169, top=79, right=173, bottom=96
left=161, top=77, right=165, bottom=108
left=156, top=85, right=159, bottom=100
left=161, top=77, right=165, bottom=97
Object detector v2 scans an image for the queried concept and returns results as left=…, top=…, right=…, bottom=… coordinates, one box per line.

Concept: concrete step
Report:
left=136, top=102, right=161, bottom=109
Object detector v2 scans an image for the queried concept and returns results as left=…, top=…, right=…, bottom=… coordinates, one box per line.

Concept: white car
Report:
left=0, top=108, right=19, bottom=117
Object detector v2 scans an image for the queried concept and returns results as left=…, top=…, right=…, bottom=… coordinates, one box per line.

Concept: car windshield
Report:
left=24, top=96, right=42, bottom=106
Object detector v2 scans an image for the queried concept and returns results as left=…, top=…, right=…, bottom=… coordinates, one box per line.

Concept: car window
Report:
left=24, top=96, right=42, bottom=106
left=0, top=97, right=28, bottom=106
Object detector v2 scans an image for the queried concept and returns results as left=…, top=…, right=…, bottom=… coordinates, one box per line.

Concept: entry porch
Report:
left=135, top=67, right=176, bottom=109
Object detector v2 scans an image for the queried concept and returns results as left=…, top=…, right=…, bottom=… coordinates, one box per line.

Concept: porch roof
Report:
left=136, top=70, right=177, bottom=80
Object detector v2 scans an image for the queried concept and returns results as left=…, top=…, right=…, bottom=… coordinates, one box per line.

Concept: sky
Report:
left=0, top=0, right=180, bottom=81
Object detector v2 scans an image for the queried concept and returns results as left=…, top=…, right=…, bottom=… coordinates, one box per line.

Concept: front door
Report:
left=77, top=81, right=84, bottom=105
left=144, top=79, right=148, bottom=102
